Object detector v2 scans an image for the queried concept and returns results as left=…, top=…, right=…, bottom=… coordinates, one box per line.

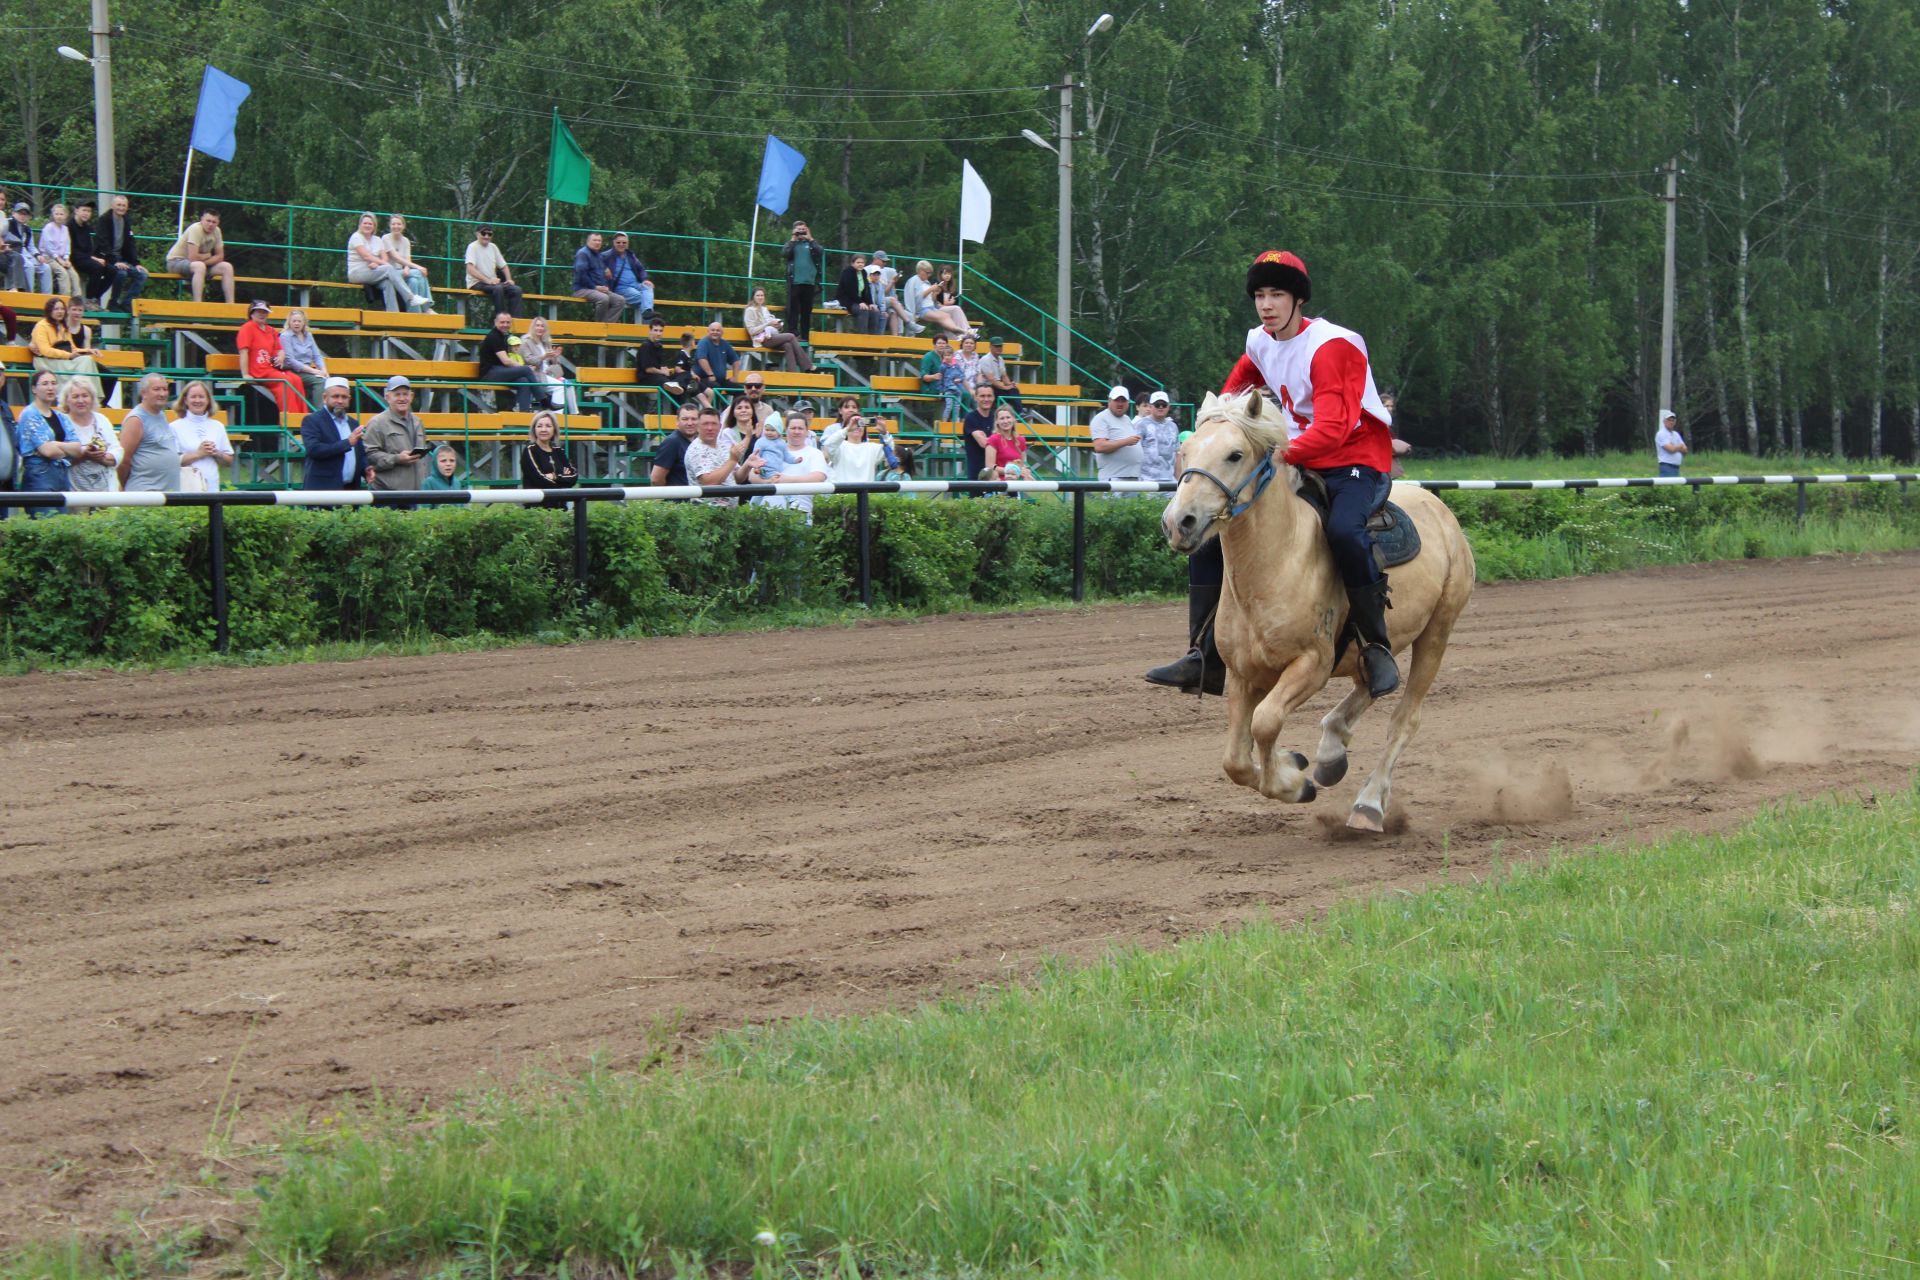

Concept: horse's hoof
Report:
left=1296, top=780, right=1317, bottom=804
left=1313, top=755, right=1348, bottom=787
left=1347, top=804, right=1385, bottom=833
left=1288, top=751, right=1309, bottom=771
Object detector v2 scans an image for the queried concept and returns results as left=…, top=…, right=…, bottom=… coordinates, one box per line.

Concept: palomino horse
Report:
left=1162, top=391, right=1475, bottom=831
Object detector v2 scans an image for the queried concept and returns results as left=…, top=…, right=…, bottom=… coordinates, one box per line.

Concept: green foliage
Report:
left=8, top=0, right=1920, bottom=456
left=2, top=487, right=1916, bottom=666
left=237, top=787, right=1920, bottom=1277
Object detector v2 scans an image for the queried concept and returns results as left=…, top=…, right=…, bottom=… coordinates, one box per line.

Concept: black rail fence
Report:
left=5, top=473, right=1914, bottom=653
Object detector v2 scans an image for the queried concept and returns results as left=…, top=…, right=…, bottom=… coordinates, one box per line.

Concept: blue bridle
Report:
left=1177, top=452, right=1279, bottom=526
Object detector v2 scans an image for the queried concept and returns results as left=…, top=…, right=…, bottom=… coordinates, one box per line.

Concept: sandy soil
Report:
left=3, top=552, right=1917, bottom=1244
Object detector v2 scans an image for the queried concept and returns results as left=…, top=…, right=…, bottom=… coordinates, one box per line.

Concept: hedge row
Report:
left=1, top=483, right=1913, bottom=663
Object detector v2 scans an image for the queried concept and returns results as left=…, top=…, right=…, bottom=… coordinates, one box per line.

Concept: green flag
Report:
left=547, top=110, right=590, bottom=205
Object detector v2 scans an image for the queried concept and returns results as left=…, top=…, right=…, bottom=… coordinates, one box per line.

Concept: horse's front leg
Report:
left=1249, top=653, right=1329, bottom=803
left=1220, top=667, right=1265, bottom=790
left=1313, top=682, right=1375, bottom=787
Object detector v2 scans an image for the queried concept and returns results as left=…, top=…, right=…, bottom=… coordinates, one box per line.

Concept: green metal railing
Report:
left=3, top=177, right=1160, bottom=395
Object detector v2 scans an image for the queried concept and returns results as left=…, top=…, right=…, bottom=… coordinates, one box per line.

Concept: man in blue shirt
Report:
left=693, top=318, right=739, bottom=407
left=572, top=231, right=623, bottom=323
left=299, top=376, right=368, bottom=489
left=603, top=233, right=654, bottom=322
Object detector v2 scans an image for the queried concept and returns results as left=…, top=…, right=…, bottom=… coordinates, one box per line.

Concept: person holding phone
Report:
left=364, top=375, right=431, bottom=490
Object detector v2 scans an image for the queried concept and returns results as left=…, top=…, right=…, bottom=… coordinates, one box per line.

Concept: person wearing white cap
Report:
left=1137, top=391, right=1179, bottom=484
left=1654, top=409, right=1687, bottom=477
left=299, top=376, right=368, bottom=490
left=364, top=375, right=430, bottom=490
left=1088, top=386, right=1145, bottom=486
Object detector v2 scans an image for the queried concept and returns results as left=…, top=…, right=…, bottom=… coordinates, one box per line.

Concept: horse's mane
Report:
left=1194, top=390, right=1290, bottom=456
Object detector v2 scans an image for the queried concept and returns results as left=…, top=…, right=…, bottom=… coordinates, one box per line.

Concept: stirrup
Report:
left=1360, top=643, right=1400, bottom=698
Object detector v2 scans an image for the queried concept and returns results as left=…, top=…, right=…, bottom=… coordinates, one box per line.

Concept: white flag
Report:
left=960, top=159, right=992, bottom=244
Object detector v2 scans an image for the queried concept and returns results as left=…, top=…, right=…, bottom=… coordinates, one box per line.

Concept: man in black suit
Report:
left=300, top=377, right=369, bottom=489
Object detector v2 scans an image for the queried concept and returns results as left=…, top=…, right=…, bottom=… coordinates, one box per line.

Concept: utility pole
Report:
left=1658, top=157, right=1678, bottom=419
left=59, top=0, right=117, bottom=199
left=1055, top=72, right=1074, bottom=390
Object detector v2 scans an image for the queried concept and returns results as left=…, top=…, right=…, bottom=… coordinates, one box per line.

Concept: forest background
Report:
left=3, top=0, right=1916, bottom=460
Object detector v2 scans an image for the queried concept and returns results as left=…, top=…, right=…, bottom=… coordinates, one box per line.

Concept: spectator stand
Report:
left=4, top=179, right=1191, bottom=483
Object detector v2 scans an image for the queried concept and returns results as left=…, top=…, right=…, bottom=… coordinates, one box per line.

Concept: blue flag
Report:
left=756, top=135, right=806, bottom=216
left=189, top=66, right=252, bottom=162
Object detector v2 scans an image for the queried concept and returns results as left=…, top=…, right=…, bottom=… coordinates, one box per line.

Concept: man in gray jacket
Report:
left=364, top=375, right=430, bottom=490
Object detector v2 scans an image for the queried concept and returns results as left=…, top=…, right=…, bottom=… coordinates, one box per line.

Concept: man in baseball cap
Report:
left=1137, top=390, right=1178, bottom=485
left=1089, top=386, right=1143, bottom=486
left=1146, top=249, right=1401, bottom=699
left=364, top=374, right=430, bottom=490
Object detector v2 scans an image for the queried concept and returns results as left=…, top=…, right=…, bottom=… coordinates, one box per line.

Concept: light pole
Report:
left=1023, top=11, right=1112, bottom=392
left=56, top=0, right=117, bottom=200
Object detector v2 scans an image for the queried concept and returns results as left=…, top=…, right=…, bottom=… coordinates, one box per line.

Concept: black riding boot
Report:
left=1346, top=578, right=1400, bottom=698
left=1144, top=581, right=1225, bottom=695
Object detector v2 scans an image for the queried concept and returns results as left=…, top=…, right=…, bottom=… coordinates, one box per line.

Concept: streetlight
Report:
left=1024, top=12, right=1113, bottom=393
left=55, top=2, right=117, bottom=201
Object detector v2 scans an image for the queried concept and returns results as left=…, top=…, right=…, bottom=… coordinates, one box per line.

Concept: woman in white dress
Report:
left=169, top=379, right=234, bottom=492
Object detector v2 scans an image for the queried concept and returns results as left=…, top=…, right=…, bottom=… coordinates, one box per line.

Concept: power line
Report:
left=295, top=0, right=1048, bottom=101
left=1096, top=90, right=1660, bottom=183
left=118, top=31, right=1032, bottom=145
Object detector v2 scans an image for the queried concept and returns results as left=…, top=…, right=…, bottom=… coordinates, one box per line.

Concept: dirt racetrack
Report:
left=4, top=551, right=1918, bottom=1243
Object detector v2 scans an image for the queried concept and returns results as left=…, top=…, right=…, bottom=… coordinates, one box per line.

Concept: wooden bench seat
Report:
left=207, top=353, right=483, bottom=380
left=275, top=410, right=604, bottom=436
left=570, top=367, right=835, bottom=395
left=1, top=346, right=147, bottom=373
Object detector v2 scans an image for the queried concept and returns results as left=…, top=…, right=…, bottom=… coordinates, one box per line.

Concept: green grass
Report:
left=140, top=784, right=1913, bottom=1278
left=1410, top=448, right=1916, bottom=480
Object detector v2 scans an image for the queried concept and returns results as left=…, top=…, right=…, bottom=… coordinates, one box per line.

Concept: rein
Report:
left=1178, top=452, right=1278, bottom=526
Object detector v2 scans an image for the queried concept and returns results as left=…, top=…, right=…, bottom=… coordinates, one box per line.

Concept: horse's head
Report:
left=1162, top=390, right=1289, bottom=555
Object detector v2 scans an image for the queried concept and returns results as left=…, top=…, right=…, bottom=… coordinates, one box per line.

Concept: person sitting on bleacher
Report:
left=974, top=335, right=1025, bottom=419
left=96, top=196, right=149, bottom=311
left=347, top=212, right=424, bottom=313
left=744, top=287, right=814, bottom=373
left=478, top=309, right=539, bottom=411
left=38, top=205, right=84, bottom=300
left=30, top=298, right=102, bottom=401
left=381, top=214, right=434, bottom=313
left=238, top=299, right=314, bottom=417
left=632, top=318, right=674, bottom=395
left=837, top=253, right=879, bottom=334
left=520, top=316, right=571, bottom=412
left=6, top=202, right=50, bottom=293
left=603, top=233, right=654, bottom=321
left=572, top=232, right=623, bottom=324
left=165, top=209, right=236, bottom=305
left=520, top=410, right=578, bottom=490
left=279, top=309, right=330, bottom=411
left=669, top=330, right=699, bottom=399
left=465, top=226, right=523, bottom=319
left=69, top=202, right=114, bottom=306
left=693, top=318, right=740, bottom=407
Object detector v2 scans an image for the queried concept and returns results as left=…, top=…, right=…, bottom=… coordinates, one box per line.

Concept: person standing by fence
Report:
left=1655, top=410, right=1687, bottom=478
left=365, top=376, right=430, bottom=491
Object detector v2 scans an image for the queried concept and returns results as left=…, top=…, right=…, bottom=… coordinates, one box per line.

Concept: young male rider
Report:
left=1144, top=250, right=1400, bottom=699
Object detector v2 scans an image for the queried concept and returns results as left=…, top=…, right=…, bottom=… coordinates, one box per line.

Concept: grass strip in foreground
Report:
left=238, top=787, right=1920, bottom=1274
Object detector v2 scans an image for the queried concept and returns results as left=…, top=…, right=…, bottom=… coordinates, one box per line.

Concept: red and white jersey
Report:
left=1221, top=317, right=1394, bottom=472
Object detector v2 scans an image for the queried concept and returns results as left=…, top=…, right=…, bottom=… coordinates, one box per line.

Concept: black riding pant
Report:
left=1318, top=464, right=1385, bottom=588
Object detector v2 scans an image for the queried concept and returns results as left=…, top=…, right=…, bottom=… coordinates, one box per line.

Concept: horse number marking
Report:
left=1315, top=606, right=1336, bottom=642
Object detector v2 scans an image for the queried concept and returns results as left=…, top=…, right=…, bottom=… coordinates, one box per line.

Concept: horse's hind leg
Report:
left=1349, top=621, right=1452, bottom=831
left=1313, top=682, right=1374, bottom=787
